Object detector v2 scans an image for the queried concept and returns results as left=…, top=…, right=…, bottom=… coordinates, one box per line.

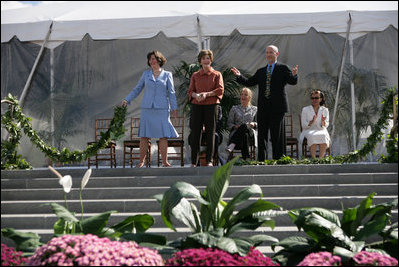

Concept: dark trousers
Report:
left=229, top=124, right=254, bottom=160
left=257, top=111, right=285, bottom=161
left=189, top=104, right=217, bottom=165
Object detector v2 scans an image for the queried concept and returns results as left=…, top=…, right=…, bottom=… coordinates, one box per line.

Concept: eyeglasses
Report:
left=311, top=97, right=320, bottom=100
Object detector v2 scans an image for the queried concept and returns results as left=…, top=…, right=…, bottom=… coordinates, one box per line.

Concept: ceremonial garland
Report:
left=1, top=94, right=127, bottom=170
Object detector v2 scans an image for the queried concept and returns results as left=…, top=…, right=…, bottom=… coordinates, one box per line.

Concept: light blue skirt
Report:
left=138, top=108, right=178, bottom=138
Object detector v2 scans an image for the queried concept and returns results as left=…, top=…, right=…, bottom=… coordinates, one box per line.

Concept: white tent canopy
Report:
left=2, top=1, right=398, bottom=45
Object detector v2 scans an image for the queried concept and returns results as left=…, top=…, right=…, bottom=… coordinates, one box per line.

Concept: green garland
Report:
left=342, top=87, right=397, bottom=163
left=1, top=94, right=127, bottom=170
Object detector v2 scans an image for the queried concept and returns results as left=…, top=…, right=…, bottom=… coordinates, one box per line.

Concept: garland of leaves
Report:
left=342, top=87, right=397, bottom=163
left=1, top=94, right=127, bottom=170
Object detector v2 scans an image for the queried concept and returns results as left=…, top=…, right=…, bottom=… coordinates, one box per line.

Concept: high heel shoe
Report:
left=162, top=162, right=171, bottom=167
left=136, top=161, right=145, bottom=168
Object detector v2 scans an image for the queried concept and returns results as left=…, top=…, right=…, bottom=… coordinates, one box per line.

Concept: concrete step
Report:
left=2, top=184, right=397, bottom=201
left=2, top=163, right=397, bottom=179
left=2, top=196, right=397, bottom=214
left=2, top=173, right=398, bottom=189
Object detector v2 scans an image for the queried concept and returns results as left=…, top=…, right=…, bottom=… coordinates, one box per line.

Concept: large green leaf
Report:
left=292, top=207, right=341, bottom=230
left=1, top=228, right=43, bottom=253
left=218, top=184, right=263, bottom=228
left=203, top=157, right=239, bottom=219
left=350, top=193, right=376, bottom=235
left=354, top=213, right=388, bottom=241
left=217, top=236, right=253, bottom=256
left=111, top=214, right=154, bottom=234
left=171, top=198, right=200, bottom=232
left=160, top=181, right=209, bottom=231
left=271, top=236, right=316, bottom=252
left=53, top=217, right=78, bottom=234
left=248, top=234, right=279, bottom=246
left=231, top=199, right=280, bottom=227
left=80, top=211, right=116, bottom=236
left=226, top=217, right=266, bottom=236
left=46, top=202, right=79, bottom=222
left=303, top=213, right=357, bottom=251
left=122, top=232, right=167, bottom=245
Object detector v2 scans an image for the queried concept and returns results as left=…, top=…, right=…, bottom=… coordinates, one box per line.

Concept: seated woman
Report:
left=225, top=87, right=257, bottom=160
left=299, top=90, right=330, bottom=158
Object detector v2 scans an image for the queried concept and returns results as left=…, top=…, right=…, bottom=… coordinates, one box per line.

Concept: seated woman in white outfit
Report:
left=299, top=90, right=330, bottom=158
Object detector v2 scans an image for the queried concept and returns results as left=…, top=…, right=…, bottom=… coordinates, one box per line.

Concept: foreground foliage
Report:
left=272, top=193, right=398, bottom=266
left=155, top=157, right=283, bottom=256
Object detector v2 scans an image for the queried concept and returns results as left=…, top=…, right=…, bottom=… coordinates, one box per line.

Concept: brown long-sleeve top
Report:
left=187, top=67, right=224, bottom=105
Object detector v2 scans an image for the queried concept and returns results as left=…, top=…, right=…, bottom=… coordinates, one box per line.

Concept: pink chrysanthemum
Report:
left=352, top=251, right=398, bottom=266
left=1, top=243, right=28, bottom=266
left=297, top=251, right=342, bottom=266
left=25, top=234, right=164, bottom=266
left=166, top=247, right=279, bottom=266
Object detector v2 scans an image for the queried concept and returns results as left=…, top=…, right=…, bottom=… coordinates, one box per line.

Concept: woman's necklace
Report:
left=153, top=69, right=162, bottom=77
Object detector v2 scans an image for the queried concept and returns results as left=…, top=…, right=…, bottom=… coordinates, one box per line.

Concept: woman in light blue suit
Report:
left=121, top=51, right=178, bottom=168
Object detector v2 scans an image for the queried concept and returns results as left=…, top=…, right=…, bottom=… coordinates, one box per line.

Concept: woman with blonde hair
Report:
left=225, top=87, right=257, bottom=160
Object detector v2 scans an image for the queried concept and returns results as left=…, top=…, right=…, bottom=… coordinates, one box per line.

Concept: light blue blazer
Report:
left=125, top=69, right=178, bottom=111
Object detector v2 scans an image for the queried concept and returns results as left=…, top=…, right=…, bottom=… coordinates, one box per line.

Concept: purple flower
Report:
left=166, top=247, right=279, bottom=266
left=1, top=243, right=28, bottom=266
left=25, top=234, right=164, bottom=266
left=297, top=251, right=342, bottom=266
left=352, top=251, right=398, bottom=266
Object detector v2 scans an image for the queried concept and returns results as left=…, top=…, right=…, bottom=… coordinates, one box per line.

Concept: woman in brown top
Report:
left=188, top=50, right=224, bottom=167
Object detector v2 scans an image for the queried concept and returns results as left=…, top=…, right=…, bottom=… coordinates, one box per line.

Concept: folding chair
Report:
left=87, top=118, right=117, bottom=168
left=157, top=116, right=185, bottom=167
left=123, top=118, right=151, bottom=168
left=284, top=114, right=299, bottom=159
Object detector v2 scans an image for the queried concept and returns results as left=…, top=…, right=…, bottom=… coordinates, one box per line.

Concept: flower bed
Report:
left=166, top=247, right=279, bottom=266
left=1, top=243, right=28, bottom=266
left=25, top=234, right=164, bottom=266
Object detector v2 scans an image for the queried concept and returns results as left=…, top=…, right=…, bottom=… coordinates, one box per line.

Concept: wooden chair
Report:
left=284, top=114, right=299, bottom=159
left=123, top=118, right=151, bottom=168
left=87, top=118, right=117, bottom=168
left=299, top=114, right=331, bottom=158
left=157, top=116, right=185, bottom=167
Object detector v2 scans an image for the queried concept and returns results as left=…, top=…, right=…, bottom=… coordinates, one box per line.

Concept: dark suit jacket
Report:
left=237, top=63, right=297, bottom=114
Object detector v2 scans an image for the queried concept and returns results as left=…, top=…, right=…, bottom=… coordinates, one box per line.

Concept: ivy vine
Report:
left=1, top=94, right=127, bottom=170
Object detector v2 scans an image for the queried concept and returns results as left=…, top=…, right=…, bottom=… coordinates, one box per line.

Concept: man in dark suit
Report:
left=231, top=45, right=298, bottom=161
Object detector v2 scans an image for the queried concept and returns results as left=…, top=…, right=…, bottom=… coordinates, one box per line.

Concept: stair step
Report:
left=2, top=173, right=397, bottom=189
left=2, top=184, right=397, bottom=200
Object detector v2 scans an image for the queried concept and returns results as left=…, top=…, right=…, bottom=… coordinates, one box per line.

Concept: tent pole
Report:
left=18, top=22, right=53, bottom=109
left=349, top=39, right=356, bottom=151
left=196, top=15, right=202, bottom=52
left=50, top=48, right=55, bottom=147
left=330, top=13, right=352, bottom=148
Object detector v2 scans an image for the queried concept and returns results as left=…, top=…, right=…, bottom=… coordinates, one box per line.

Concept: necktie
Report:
left=265, top=65, right=271, bottom=99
